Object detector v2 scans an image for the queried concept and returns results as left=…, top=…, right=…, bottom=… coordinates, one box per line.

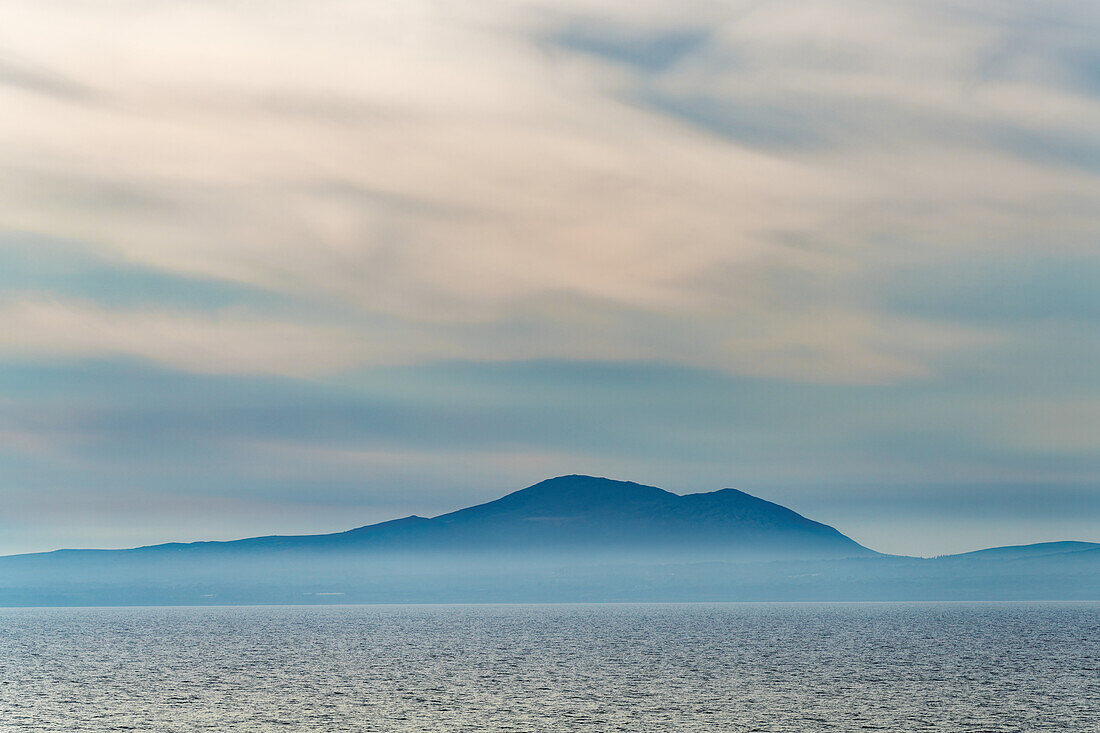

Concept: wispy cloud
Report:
left=1, top=356, right=1098, bottom=555
left=3, top=0, right=1096, bottom=382
left=2, top=0, right=1099, bottom=554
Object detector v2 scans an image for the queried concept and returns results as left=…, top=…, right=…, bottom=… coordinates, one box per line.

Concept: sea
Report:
left=1, top=603, right=1097, bottom=732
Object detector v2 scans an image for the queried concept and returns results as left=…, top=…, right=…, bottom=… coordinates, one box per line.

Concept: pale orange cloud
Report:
left=1, top=0, right=1096, bottom=382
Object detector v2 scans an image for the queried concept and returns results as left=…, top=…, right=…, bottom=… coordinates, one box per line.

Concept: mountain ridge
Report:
left=6, top=475, right=875, bottom=561
left=1, top=475, right=1096, bottom=605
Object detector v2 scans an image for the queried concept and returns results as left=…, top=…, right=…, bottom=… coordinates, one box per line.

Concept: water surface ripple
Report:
left=1, top=603, right=1097, bottom=731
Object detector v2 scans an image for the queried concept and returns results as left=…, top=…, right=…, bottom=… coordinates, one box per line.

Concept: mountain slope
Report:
left=329, top=475, right=875, bottom=560
left=0, top=475, right=1095, bottom=605
left=940, top=541, right=1100, bottom=561
left=42, top=475, right=870, bottom=561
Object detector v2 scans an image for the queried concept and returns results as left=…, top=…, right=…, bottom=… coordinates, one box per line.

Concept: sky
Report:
left=2, top=0, right=1099, bottom=557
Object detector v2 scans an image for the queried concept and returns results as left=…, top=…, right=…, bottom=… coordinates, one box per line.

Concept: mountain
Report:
left=940, top=541, right=1100, bottom=561
left=267, top=475, right=876, bottom=561
left=0, top=475, right=1096, bottom=605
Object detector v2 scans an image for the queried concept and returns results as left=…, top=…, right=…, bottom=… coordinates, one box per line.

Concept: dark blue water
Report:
left=1, top=603, right=1097, bottom=731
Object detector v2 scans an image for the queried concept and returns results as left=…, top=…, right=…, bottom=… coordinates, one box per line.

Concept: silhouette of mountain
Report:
left=0, top=475, right=1096, bottom=605
left=941, top=541, right=1099, bottom=561
left=75, top=475, right=872, bottom=561
left=314, top=475, right=875, bottom=560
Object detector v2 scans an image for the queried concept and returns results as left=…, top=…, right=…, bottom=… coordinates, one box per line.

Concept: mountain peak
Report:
left=520, top=474, right=671, bottom=496
left=478, top=475, right=675, bottom=513
left=409, top=475, right=874, bottom=560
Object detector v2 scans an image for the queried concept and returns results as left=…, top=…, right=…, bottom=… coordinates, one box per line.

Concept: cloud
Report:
left=0, top=291, right=993, bottom=382
left=2, top=0, right=1098, bottom=556
left=3, top=0, right=1096, bottom=383
left=0, top=56, right=98, bottom=101
left=0, top=300, right=374, bottom=376
left=2, top=356, right=1098, bottom=555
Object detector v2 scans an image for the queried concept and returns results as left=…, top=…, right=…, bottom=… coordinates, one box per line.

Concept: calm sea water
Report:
left=1, top=603, right=1097, bottom=732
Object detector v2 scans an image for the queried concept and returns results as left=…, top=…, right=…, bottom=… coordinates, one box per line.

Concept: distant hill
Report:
left=941, top=541, right=1100, bottom=561
left=306, top=475, right=877, bottom=561
left=0, top=475, right=1096, bottom=605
